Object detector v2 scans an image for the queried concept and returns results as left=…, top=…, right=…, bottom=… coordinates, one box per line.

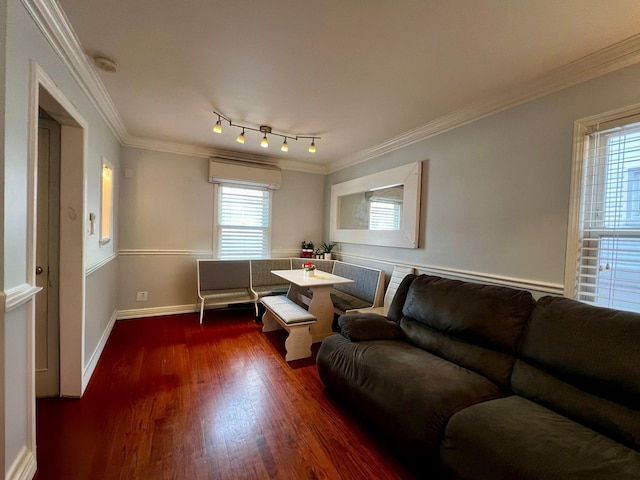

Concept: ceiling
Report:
left=56, top=0, right=640, bottom=171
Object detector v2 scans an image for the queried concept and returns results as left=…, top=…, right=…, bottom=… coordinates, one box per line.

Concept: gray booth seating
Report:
left=290, top=258, right=335, bottom=273
left=330, top=261, right=385, bottom=314
left=317, top=274, right=640, bottom=478
left=197, top=258, right=385, bottom=325
left=196, top=259, right=258, bottom=324
left=250, top=258, right=292, bottom=298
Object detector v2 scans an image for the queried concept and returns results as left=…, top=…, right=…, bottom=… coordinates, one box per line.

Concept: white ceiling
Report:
left=56, top=0, right=640, bottom=170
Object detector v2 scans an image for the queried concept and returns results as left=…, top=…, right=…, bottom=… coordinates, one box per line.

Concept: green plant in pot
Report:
left=320, top=241, right=337, bottom=260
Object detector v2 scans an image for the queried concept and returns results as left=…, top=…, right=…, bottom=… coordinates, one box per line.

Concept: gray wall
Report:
left=326, top=63, right=640, bottom=295
left=117, top=146, right=325, bottom=315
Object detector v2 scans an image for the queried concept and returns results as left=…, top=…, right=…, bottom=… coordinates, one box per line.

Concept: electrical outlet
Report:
left=136, top=291, right=148, bottom=302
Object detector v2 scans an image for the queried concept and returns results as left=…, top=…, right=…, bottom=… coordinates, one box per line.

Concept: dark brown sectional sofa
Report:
left=316, top=274, right=640, bottom=479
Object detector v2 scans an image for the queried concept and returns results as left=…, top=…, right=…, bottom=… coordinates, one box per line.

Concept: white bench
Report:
left=261, top=295, right=317, bottom=361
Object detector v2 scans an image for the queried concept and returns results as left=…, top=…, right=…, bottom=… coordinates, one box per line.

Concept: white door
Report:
left=35, top=117, right=61, bottom=397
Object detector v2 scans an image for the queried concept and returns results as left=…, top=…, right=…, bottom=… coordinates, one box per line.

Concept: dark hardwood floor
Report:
left=36, top=308, right=415, bottom=479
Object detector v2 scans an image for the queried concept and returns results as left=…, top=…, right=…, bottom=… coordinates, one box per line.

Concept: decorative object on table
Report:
left=303, top=262, right=316, bottom=277
left=320, top=241, right=337, bottom=260
left=300, top=240, right=315, bottom=258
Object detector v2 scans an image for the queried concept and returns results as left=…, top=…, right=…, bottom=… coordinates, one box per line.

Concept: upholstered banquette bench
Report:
left=261, top=295, right=317, bottom=361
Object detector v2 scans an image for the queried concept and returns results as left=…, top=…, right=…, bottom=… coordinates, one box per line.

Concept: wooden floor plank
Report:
left=36, top=309, right=415, bottom=479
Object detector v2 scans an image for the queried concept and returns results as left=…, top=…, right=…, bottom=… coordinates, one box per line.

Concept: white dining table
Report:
left=271, top=269, right=354, bottom=342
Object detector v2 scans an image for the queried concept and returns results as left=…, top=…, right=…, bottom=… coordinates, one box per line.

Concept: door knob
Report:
left=36, top=266, right=44, bottom=275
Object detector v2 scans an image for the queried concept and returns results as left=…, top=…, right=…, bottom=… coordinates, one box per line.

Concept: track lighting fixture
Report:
left=211, top=110, right=320, bottom=153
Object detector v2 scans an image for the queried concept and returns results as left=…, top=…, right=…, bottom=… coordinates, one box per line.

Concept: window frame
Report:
left=213, top=183, right=272, bottom=260
left=99, top=158, right=114, bottom=247
left=565, top=104, right=640, bottom=312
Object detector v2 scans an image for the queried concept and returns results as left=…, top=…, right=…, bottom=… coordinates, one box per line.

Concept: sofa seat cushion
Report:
left=252, top=284, right=289, bottom=298
left=441, top=395, right=640, bottom=480
left=330, top=289, right=372, bottom=313
left=317, top=335, right=504, bottom=467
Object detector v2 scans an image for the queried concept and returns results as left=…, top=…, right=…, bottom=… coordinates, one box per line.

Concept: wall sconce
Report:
left=212, top=110, right=320, bottom=154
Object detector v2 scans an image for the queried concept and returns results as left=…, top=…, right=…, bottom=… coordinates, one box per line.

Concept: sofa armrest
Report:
left=338, top=313, right=403, bottom=342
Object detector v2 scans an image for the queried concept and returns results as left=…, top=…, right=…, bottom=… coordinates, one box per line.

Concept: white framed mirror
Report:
left=330, top=162, right=422, bottom=248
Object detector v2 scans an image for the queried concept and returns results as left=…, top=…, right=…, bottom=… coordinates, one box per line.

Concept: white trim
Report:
left=5, top=284, right=42, bottom=312
left=564, top=103, right=640, bottom=300
left=24, top=0, right=640, bottom=175
left=564, top=120, right=590, bottom=298
left=85, top=252, right=118, bottom=276
left=117, top=304, right=198, bottom=320
left=328, top=34, right=640, bottom=173
left=338, top=252, right=564, bottom=295
left=21, top=0, right=127, bottom=142
left=82, top=310, right=117, bottom=393
left=6, top=446, right=37, bottom=480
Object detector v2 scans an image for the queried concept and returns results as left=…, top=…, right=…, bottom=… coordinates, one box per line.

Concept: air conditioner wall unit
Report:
left=208, top=158, right=282, bottom=190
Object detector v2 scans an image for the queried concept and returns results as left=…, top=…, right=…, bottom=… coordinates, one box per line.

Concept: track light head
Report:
left=236, top=129, right=245, bottom=144
left=309, top=139, right=316, bottom=153
left=213, top=116, right=222, bottom=134
left=261, top=134, right=269, bottom=148
left=281, top=138, right=289, bottom=152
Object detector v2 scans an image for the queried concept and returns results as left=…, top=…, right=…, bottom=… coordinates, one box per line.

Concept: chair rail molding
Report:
left=337, top=252, right=564, bottom=296
left=5, top=283, right=42, bottom=312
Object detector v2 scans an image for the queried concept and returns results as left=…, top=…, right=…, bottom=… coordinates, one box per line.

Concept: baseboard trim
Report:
left=82, top=309, right=117, bottom=391
left=117, top=304, right=198, bottom=320
left=337, top=252, right=564, bottom=295
left=7, top=446, right=37, bottom=480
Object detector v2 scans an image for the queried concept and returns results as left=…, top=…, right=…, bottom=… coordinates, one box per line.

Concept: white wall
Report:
left=2, top=0, right=121, bottom=477
left=326, top=62, right=640, bottom=295
left=117, top=146, right=325, bottom=316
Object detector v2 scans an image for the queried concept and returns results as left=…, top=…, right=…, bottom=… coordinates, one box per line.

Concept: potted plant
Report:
left=302, top=261, right=316, bottom=277
left=320, top=241, right=337, bottom=260
left=301, top=240, right=315, bottom=258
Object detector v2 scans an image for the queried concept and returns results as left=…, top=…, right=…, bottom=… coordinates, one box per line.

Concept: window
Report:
left=216, top=184, right=270, bottom=259
left=570, top=116, right=640, bottom=313
left=369, top=200, right=401, bottom=230
left=100, top=160, right=114, bottom=246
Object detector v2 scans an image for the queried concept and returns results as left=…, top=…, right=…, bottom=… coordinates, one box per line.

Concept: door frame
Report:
left=27, top=62, right=88, bottom=449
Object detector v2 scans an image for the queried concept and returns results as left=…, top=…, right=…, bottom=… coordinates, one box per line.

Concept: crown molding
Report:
left=22, top=0, right=128, bottom=142
left=328, top=33, right=640, bottom=173
left=25, top=0, right=640, bottom=176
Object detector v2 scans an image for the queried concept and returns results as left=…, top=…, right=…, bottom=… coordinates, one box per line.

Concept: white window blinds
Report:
left=217, top=185, right=270, bottom=259
left=369, top=201, right=401, bottom=230
left=575, top=121, right=640, bottom=313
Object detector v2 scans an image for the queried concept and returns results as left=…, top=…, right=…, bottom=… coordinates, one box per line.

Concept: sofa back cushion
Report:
left=290, top=258, right=334, bottom=273
left=250, top=258, right=291, bottom=287
left=332, top=261, right=384, bottom=306
left=513, top=296, right=640, bottom=450
left=400, top=275, right=535, bottom=388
